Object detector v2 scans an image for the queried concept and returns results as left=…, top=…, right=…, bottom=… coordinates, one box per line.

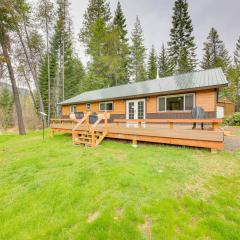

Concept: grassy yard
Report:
left=0, top=131, right=240, bottom=240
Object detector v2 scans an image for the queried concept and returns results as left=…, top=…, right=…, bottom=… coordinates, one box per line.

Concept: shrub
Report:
left=223, top=112, right=240, bottom=126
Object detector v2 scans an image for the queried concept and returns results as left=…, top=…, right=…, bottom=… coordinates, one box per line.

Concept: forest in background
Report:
left=0, top=0, right=240, bottom=134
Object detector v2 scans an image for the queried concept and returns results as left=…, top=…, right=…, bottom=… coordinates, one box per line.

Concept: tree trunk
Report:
left=22, top=67, right=38, bottom=111
left=16, top=25, right=46, bottom=121
left=0, top=35, right=26, bottom=135
left=46, top=18, right=51, bottom=126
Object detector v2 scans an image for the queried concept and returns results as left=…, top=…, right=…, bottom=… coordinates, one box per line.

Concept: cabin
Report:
left=60, top=68, right=228, bottom=120
left=51, top=68, right=228, bottom=151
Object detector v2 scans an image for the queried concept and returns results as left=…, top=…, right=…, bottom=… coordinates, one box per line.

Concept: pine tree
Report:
left=79, top=0, right=114, bottom=89
left=130, top=16, right=146, bottom=82
left=39, top=0, right=85, bottom=117
left=234, top=36, right=240, bottom=66
left=201, top=28, right=230, bottom=71
left=113, top=1, right=130, bottom=84
left=80, top=0, right=111, bottom=51
left=168, top=0, right=197, bottom=74
left=147, top=45, right=157, bottom=79
left=158, top=44, right=171, bottom=78
left=0, top=87, right=13, bottom=129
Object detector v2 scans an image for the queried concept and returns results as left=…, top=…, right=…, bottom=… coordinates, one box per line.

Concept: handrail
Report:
left=51, top=118, right=79, bottom=123
left=114, top=119, right=223, bottom=123
left=114, top=118, right=222, bottom=131
left=72, top=112, right=91, bottom=131
left=90, top=112, right=110, bottom=133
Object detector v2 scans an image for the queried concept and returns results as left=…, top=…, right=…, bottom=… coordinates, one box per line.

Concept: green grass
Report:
left=0, top=131, right=240, bottom=240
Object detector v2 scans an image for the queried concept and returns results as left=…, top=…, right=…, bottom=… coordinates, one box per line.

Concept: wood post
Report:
left=132, top=138, right=138, bottom=147
left=169, top=122, right=173, bottom=129
left=104, top=111, right=108, bottom=128
left=138, top=121, right=142, bottom=128
left=212, top=122, right=218, bottom=131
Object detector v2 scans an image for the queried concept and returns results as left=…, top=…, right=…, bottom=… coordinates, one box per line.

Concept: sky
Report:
left=68, top=0, right=240, bottom=67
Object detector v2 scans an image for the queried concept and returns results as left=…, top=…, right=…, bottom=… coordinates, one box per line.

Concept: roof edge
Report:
left=59, top=83, right=228, bottom=105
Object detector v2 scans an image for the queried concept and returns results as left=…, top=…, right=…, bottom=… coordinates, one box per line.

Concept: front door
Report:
left=126, top=99, right=145, bottom=120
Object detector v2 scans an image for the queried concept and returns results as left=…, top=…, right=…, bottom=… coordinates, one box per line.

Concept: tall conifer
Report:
left=158, top=44, right=171, bottom=78
left=201, top=27, right=230, bottom=71
left=130, top=16, right=146, bottom=82
left=168, top=0, right=197, bottom=74
left=113, top=1, right=130, bottom=84
left=147, top=45, right=157, bottom=79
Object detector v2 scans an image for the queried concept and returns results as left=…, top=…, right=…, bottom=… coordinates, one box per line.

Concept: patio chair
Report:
left=89, top=112, right=98, bottom=124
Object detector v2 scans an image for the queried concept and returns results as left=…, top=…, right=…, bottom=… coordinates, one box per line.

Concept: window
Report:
left=158, top=93, right=194, bottom=112
left=86, top=103, right=91, bottom=111
left=167, top=96, right=184, bottom=111
left=99, top=102, right=113, bottom=111
left=158, top=97, right=165, bottom=111
left=185, top=94, right=194, bottom=110
left=70, top=105, right=77, bottom=113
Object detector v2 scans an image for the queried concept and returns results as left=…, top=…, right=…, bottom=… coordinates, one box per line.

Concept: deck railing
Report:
left=114, top=119, right=223, bottom=130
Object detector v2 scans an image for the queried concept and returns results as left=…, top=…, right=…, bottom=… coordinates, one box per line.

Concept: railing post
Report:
left=104, top=111, right=107, bottom=128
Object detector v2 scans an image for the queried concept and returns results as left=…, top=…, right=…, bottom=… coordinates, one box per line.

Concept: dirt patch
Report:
left=224, top=135, right=240, bottom=151
left=114, top=208, right=124, bottom=221
left=87, top=211, right=100, bottom=223
left=138, top=218, right=152, bottom=240
left=223, top=126, right=240, bottom=151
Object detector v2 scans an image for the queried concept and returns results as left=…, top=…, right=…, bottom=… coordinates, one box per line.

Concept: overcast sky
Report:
left=68, top=0, right=240, bottom=67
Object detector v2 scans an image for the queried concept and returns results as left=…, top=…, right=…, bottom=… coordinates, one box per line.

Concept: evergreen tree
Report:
left=201, top=28, right=230, bottom=71
left=130, top=16, right=146, bottom=82
left=147, top=45, right=157, bottom=79
left=39, top=0, right=85, bottom=117
left=168, top=0, right=197, bottom=74
left=79, top=0, right=114, bottom=89
left=0, top=87, right=13, bottom=129
left=158, top=44, right=171, bottom=78
left=234, top=36, right=240, bottom=65
left=113, top=1, right=130, bottom=84
left=80, top=0, right=111, bottom=52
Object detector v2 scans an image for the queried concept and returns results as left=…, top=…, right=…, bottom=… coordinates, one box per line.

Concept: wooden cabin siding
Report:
left=62, top=88, right=217, bottom=119
left=217, top=101, right=235, bottom=116
left=76, top=100, right=126, bottom=114
left=195, top=89, right=217, bottom=112
left=62, top=105, right=70, bottom=116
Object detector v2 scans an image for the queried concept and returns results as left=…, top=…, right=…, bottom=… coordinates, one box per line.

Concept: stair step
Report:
left=73, top=140, right=92, bottom=146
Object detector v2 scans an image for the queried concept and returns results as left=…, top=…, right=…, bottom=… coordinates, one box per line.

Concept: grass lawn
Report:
left=0, top=131, right=240, bottom=240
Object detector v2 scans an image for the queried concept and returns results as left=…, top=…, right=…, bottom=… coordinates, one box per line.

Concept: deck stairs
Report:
left=71, top=112, right=109, bottom=147
left=72, top=129, right=108, bottom=147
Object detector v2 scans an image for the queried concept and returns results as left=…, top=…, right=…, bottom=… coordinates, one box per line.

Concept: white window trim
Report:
left=157, top=93, right=195, bottom=112
left=99, top=101, right=114, bottom=112
left=126, top=99, right=146, bottom=120
left=70, top=105, right=77, bottom=113
left=86, top=103, right=91, bottom=111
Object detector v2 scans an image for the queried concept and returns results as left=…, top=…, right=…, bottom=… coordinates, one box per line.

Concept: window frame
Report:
left=86, top=103, right=91, bottom=111
left=70, top=105, right=77, bottom=113
left=157, top=93, right=195, bottom=112
left=99, top=101, right=114, bottom=112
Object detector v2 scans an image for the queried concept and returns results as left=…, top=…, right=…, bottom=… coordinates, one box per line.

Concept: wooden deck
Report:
left=51, top=116, right=224, bottom=150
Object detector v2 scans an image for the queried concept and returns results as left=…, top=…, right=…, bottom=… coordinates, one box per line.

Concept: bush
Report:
left=223, top=112, right=240, bottom=126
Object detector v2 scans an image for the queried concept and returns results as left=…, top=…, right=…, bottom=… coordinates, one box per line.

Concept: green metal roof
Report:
left=60, top=68, right=228, bottom=105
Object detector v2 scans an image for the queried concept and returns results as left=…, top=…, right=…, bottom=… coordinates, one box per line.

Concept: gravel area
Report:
left=223, top=126, right=240, bottom=151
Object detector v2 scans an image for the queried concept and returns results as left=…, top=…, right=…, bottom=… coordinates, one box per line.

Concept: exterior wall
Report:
left=62, top=88, right=217, bottom=119
left=195, top=89, right=217, bottom=112
left=217, top=102, right=235, bottom=116
left=62, top=105, right=70, bottom=116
